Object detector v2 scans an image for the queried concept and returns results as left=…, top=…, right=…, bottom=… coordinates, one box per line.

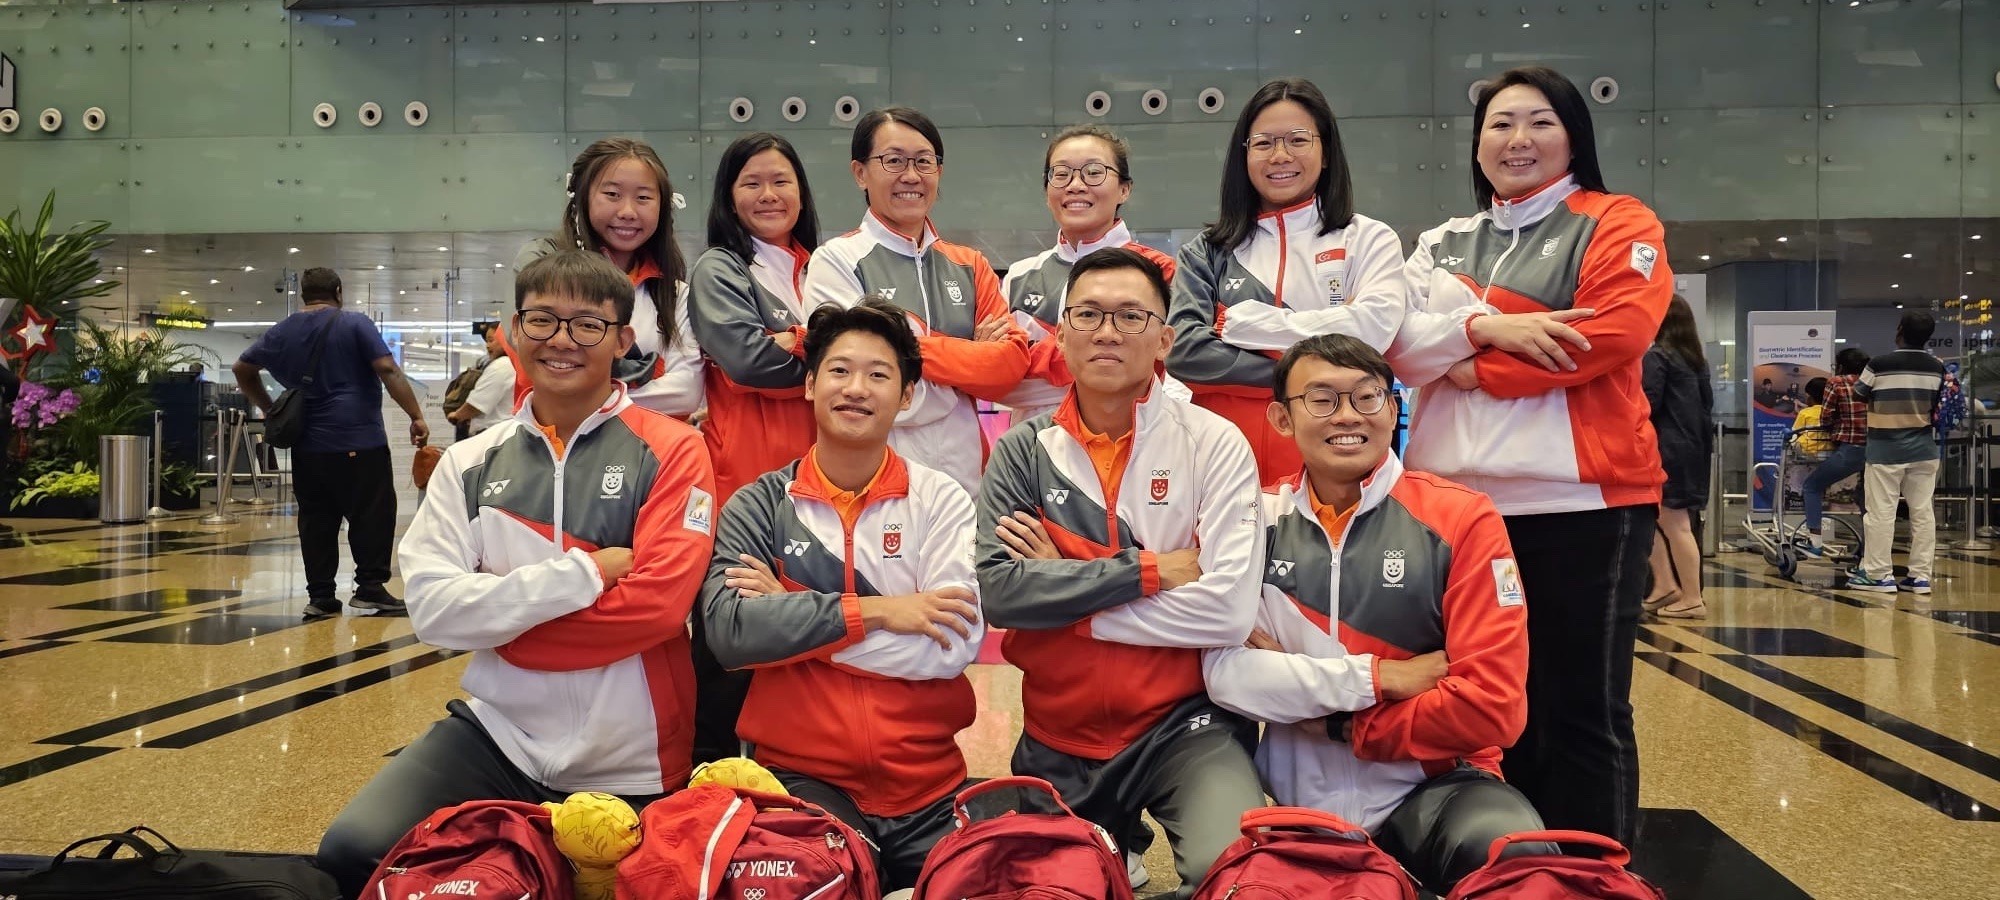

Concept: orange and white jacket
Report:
left=1000, top=221, right=1187, bottom=421
left=976, top=381, right=1265, bottom=760
left=399, top=385, right=717, bottom=795
left=1204, top=453, right=1527, bottom=832
left=701, top=448, right=982, bottom=817
left=1386, top=175, right=1671, bottom=515
left=686, top=239, right=817, bottom=501
left=803, top=212, right=1030, bottom=494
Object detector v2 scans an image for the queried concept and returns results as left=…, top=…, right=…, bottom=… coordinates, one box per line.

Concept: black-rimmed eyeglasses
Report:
left=1062, top=306, right=1163, bottom=335
left=1281, top=386, right=1390, bottom=417
left=516, top=310, right=625, bottom=347
left=867, top=153, right=942, bottom=174
left=1047, top=163, right=1121, bottom=188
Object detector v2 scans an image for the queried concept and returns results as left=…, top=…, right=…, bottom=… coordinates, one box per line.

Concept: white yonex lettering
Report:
left=1187, top=713, right=1212, bottom=731
left=430, top=880, right=481, bottom=897
left=727, top=860, right=799, bottom=879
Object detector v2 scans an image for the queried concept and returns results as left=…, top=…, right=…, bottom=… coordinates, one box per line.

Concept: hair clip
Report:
left=670, top=192, right=687, bottom=210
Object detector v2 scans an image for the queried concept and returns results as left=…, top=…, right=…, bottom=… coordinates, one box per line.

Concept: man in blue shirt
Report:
left=234, top=268, right=430, bottom=619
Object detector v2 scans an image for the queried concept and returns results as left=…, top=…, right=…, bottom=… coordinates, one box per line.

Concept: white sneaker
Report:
left=1127, top=850, right=1150, bottom=889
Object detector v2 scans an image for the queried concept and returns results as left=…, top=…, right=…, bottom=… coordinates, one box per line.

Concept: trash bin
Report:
left=99, top=434, right=151, bottom=524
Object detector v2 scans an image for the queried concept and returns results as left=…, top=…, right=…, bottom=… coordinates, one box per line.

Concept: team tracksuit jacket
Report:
left=398, top=385, right=718, bottom=794
left=686, top=239, right=818, bottom=500
left=976, top=381, right=1265, bottom=760
left=1204, top=454, right=1529, bottom=831
left=1167, top=202, right=1409, bottom=483
left=1386, top=174, right=1670, bottom=515
left=701, top=448, right=983, bottom=816
left=1000, top=221, right=1185, bottom=421
left=803, top=212, right=1030, bottom=494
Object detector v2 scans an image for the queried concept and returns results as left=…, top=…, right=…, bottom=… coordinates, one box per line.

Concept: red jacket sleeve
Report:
left=497, top=417, right=719, bottom=671
left=1349, top=490, right=1528, bottom=762
left=1474, top=197, right=1672, bottom=398
left=919, top=249, right=1030, bottom=401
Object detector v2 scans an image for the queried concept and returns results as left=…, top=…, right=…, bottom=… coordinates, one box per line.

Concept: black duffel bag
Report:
left=0, top=826, right=338, bottom=900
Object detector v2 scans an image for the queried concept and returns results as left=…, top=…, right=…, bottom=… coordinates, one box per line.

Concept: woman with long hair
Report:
left=1000, top=124, right=1183, bottom=423
left=802, top=106, right=1028, bottom=493
left=1167, top=77, right=1407, bottom=484
left=1642, top=296, right=1715, bottom=618
left=515, top=138, right=702, bottom=419
left=1385, top=66, right=1674, bottom=845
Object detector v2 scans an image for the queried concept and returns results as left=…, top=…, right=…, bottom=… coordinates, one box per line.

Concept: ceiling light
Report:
left=1896, top=304, right=1905, bottom=309
left=437, top=246, right=449, bottom=252
left=210, top=279, right=221, bottom=284
left=1903, top=253, right=1914, bottom=259
left=399, top=290, right=407, bottom=295
left=494, top=263, right=505, bottom=269
left=115, top=266, right=124, bottom=271
left=1971, top=235, right=1983, bottom=240
left=94, top=279, right=104, bottom=284
left=288, top=247, right=300, bottom=254
left=287, top=290, right=296, bottom=296
left=256, top=300, right=264, bottom=305
left=1891, top=283, right=1900, bottom=288
left=242, top=266, right=255, bottom=272
left=142, top=248, right=155, bottom=254
left=1699, top=255, right=1711, bottom=261
left=1776, top=236, right=1789, bottom=243
left=226, top=308, right=234, bottom=313
left=178, top=290, right=189, bottom=296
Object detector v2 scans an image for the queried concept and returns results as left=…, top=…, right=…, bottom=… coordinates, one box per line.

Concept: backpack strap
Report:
left=1482, top=830, right=1629, bottom=868
left=1236, top=808, right=1371, bottom=845
left=950, top=776, right=1080, bottom=827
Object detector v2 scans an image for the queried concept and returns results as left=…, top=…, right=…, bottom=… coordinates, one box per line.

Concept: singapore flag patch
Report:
left=1629, top=242, right=1659, bottom=281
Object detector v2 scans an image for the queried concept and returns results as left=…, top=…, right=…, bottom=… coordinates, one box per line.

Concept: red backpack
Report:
left=1189, top=808, right=1418, bottom=900
left=618, top=784, right=878, bottom=900
left=912, top=777, right=1132, bottom=900
left=1447, top=831, right=1666, bottom=900
left=361, top=800, right=574, bottom=900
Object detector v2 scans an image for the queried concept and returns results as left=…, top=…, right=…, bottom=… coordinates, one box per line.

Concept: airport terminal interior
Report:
left=3, top=1, right=1999, bottom=898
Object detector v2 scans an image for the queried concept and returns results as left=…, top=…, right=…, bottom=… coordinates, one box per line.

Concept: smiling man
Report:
left=1202, top=334, right=1542, bottom=895
left=700, top=296, right=984, bottom=894
left=976, top=247, right=1266, bottom=899
left=317, top=250, right=717, bottom=899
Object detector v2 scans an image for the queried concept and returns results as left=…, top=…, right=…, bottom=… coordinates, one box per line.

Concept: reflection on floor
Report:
left=3, top=504, right=1998, bottom=900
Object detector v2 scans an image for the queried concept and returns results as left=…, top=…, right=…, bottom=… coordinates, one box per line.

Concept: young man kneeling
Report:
left=317, top=250, right=716, bottom=897
left=701, top=297, right=984, bottom=893
left=1203, top=334, right=1548, bottom=895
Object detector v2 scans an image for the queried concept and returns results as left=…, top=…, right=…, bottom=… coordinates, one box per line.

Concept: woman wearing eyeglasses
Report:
left=1384, top=66, right=1672, bottom=847
left=1167, top=78, right=1408, bottom=485
left=803, top=106, right=1029, bottom=494
left=1000, top=125, right=1184, bottom=424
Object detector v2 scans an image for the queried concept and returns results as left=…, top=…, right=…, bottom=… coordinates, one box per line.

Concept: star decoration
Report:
left=4, top=304, right=57, bottom=364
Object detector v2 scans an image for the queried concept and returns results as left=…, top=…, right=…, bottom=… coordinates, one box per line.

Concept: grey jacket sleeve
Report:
left=688, top=249, right=809, bottom=391
left=1167, top=234, right=1278, bottom=389
left=701, top=479, right=860, bottom=670
left=975, top=427, right=1149, bottom=630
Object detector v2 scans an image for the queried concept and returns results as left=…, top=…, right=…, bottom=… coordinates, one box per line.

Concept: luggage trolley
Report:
left=1744, top=424, right=1862, bottom=579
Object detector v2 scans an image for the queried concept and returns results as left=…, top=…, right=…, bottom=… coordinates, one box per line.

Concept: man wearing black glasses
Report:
left=1202, top=333, right=1543, bottom=896
left=976, top=247, right=1266, bottom=899
left=318, top=250, right=718, bottom=900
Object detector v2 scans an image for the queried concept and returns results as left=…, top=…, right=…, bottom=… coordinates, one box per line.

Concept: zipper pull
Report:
left=826, top=831, right=846, bottom=851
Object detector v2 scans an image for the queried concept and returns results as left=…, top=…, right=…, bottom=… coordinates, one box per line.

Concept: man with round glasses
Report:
left=320, top=249, right=717, bottom=898
left=1202, top=333, right=1544, bottom=896
left=978, top=247, right=1266, bottom=898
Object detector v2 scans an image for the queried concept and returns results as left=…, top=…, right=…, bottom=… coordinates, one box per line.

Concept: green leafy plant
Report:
left=0, top=191, right=120, bottom=333
left=39, top=318, right=212, bottom=461
left=12, top=462, right=100, bottom=510
left=161, top=461, right=201, bottom=500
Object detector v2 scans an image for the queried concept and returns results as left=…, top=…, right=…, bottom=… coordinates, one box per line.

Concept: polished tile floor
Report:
left=1, top=497, right=1996, bottom=899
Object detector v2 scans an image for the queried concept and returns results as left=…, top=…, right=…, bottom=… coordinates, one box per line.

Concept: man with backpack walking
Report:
left=233, top=267, right=427, bottom=619
left=1202, top=334, right=1546, bottom=895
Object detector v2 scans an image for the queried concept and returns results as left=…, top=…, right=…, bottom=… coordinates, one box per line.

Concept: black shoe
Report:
left=350, top=588, right=408, bottom=615
left=303, top=599, right=342, bottom=621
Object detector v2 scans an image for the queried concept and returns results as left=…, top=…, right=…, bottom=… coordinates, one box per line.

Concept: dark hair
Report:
left=1272, top=333, right=1398, bottom=404
left=1805, top=377, right=1828, bottom=405
left=515, top=249, right=637, bottom=324
left=1655, top=295, right=1706, bottom=370
left=850, top=106, right=944, bottom=165
left=707, top=132, right=820, bottom=261
left=1470, top=66, right=1608, bottom=209
left=558, top=137, right=687, bottom=344
left=1897, top=310, right=1936, bottom=347
left=1835, top=347, right=1870, bottom=375
left=1205, top=78, right=1354, bottom=251
left=300, top=268, right=341, bottom=303
left=1046, top=123, right=1134, bottom=190
left=1065, top=247, right=1170, bottom=313
left=804, top=295, right=924, bottom=388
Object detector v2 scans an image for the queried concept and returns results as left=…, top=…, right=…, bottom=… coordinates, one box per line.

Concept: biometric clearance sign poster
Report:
left=1747, top=311, right=1836, bottom=513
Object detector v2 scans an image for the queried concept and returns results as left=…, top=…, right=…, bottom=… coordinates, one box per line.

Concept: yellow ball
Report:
left=688, top=757, right=788, bottom=796
left=543, top=791, right=641, bottom=866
